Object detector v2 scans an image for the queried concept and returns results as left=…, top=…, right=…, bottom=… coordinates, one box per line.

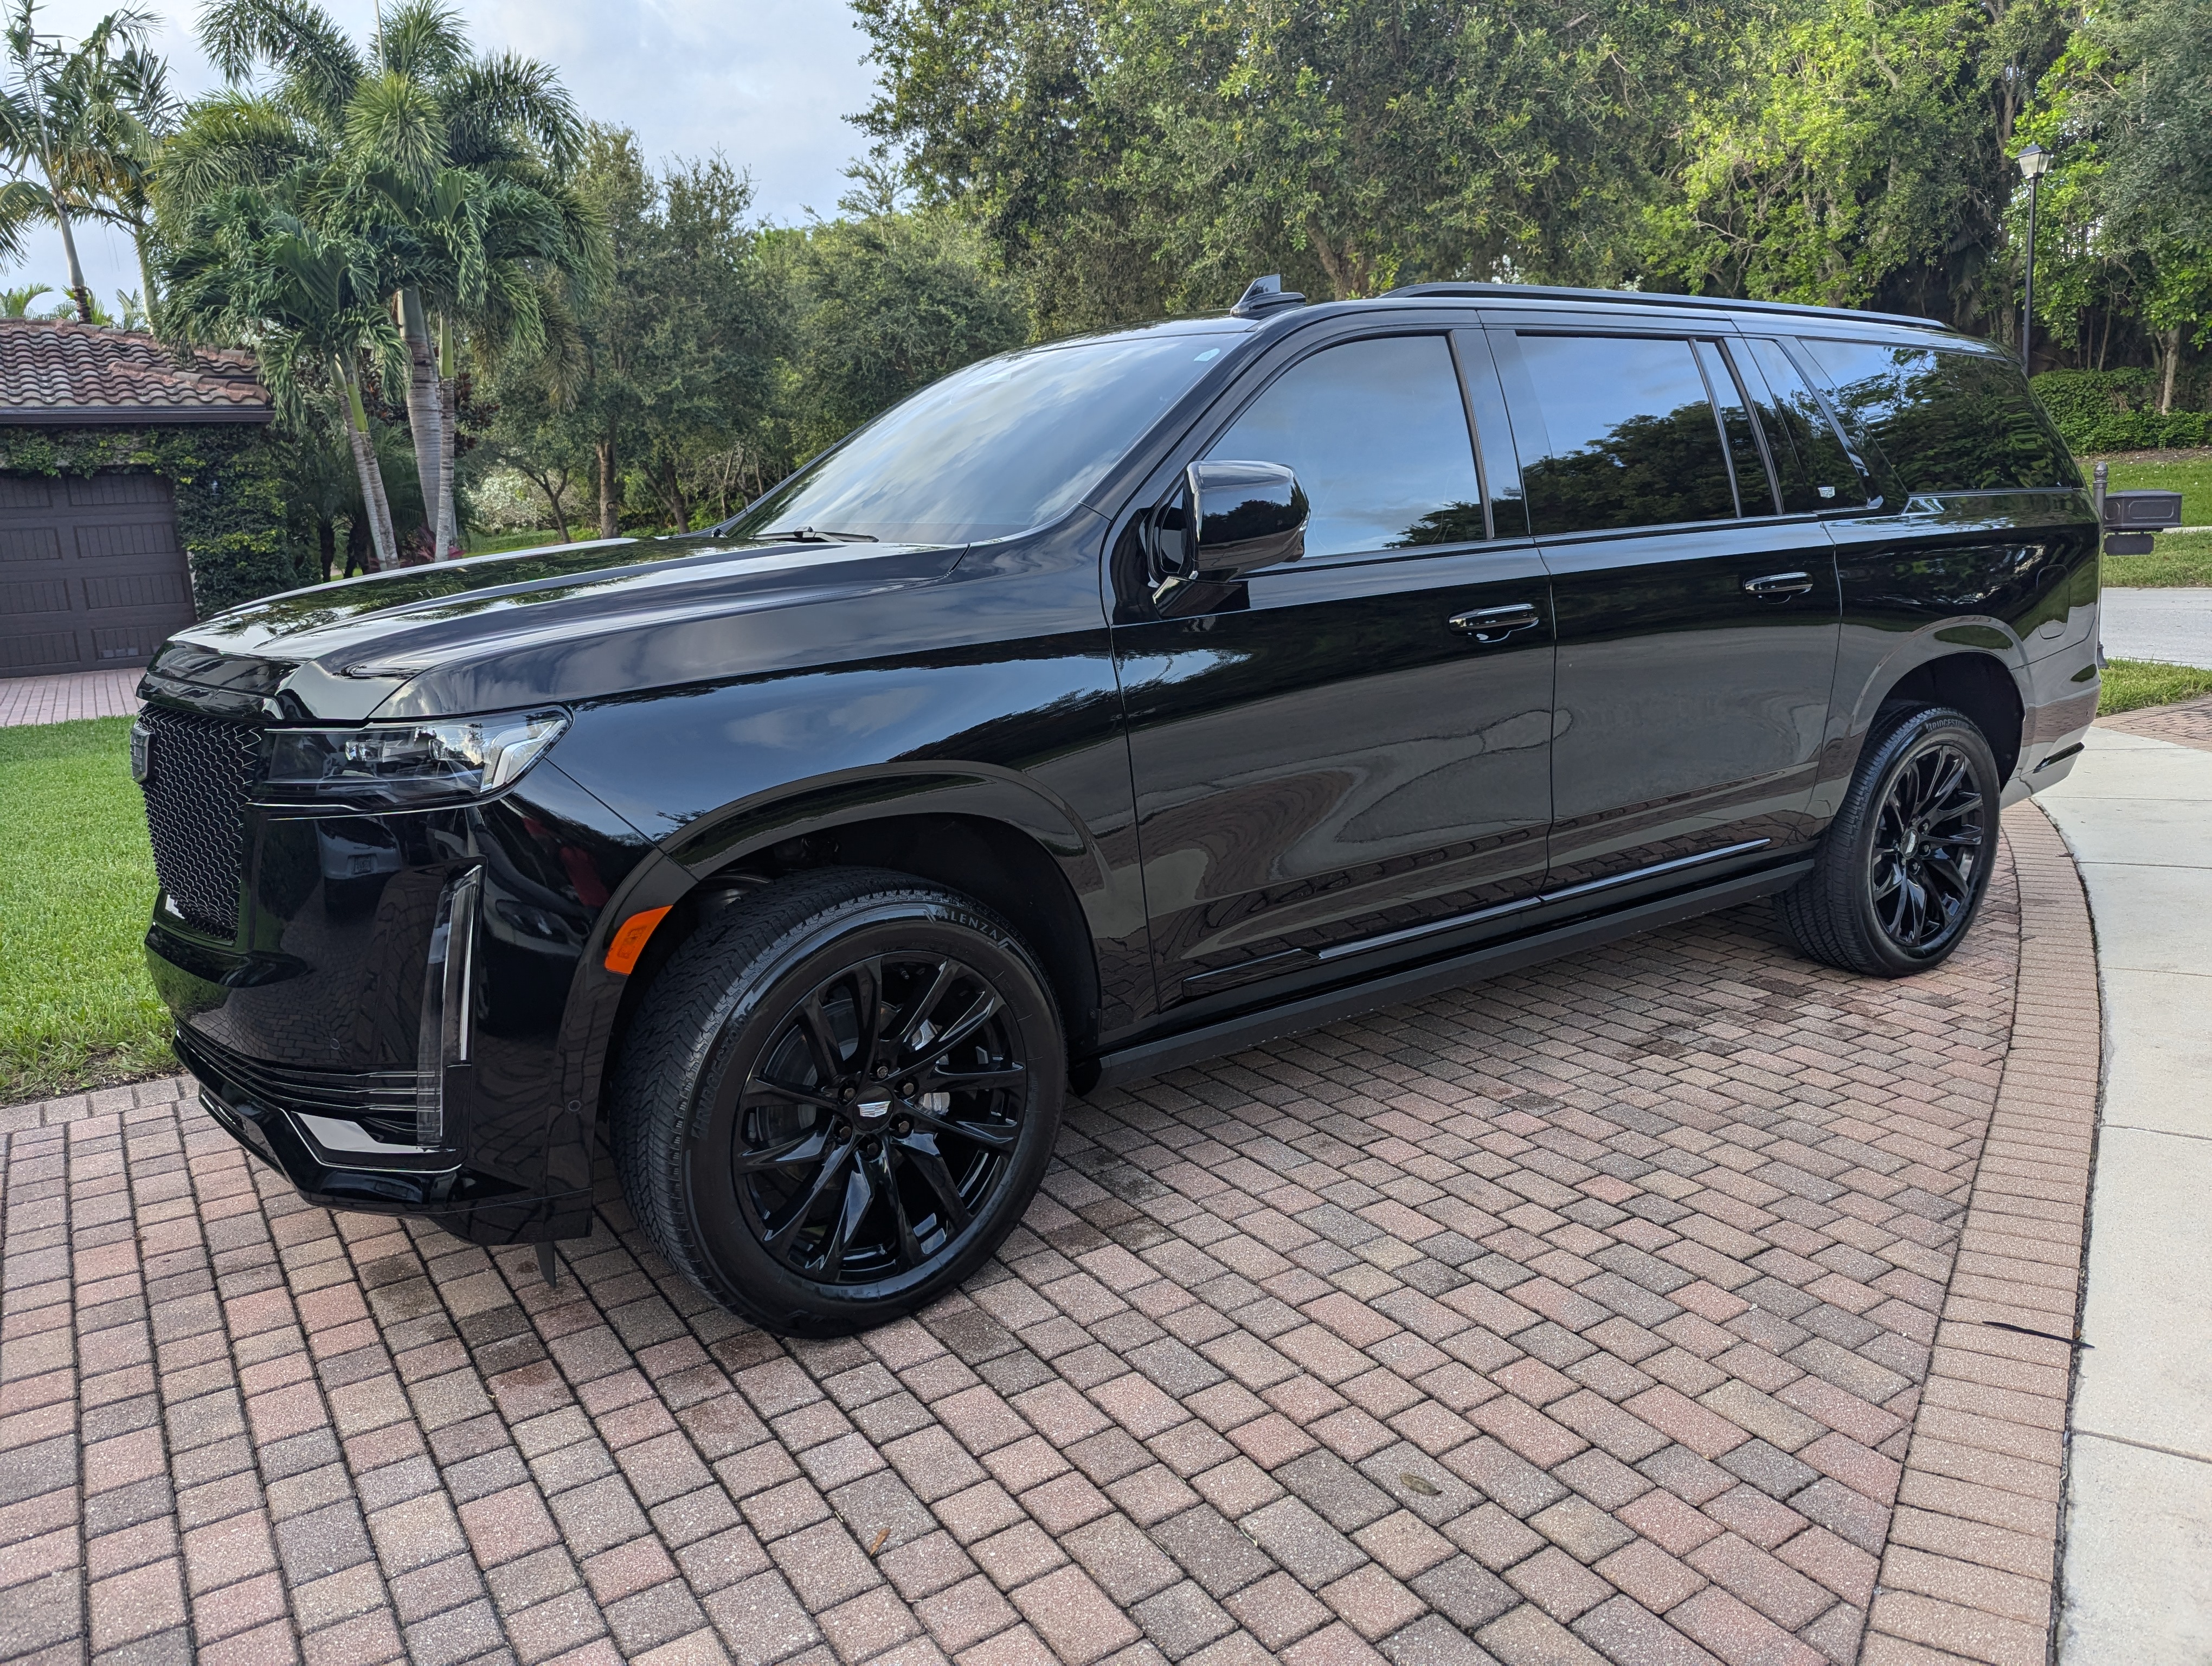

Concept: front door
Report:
left=1113, top=330, right=1556, bottom=1013
left=1489, top=329, right=1842, bottom=892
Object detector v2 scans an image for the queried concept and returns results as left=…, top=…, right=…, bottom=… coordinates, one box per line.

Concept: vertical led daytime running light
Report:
left=416, top=867, right=481, bottom=1146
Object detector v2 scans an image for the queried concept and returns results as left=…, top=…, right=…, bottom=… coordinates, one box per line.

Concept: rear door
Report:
left=1113, top=327, right=1556, bottom=1010
left=1489, top=326, right=1842, bottom=892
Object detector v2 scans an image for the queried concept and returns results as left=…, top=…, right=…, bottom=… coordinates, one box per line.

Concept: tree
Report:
left=0, top=1, right=155, bottom=322
left=163, top=186, right=409, bottom=568
left=185, top=0, right=599, bottom=559
left=855, top=0, right=1716, bottom=329
left=539, top=127, right=782, bottom=538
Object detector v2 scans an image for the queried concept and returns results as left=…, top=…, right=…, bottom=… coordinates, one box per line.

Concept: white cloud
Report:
left=4, top=0, right=879, bottom=300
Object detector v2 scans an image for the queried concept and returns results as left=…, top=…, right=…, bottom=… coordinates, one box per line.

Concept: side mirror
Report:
left=1164, top=460, right=1308, bottom=585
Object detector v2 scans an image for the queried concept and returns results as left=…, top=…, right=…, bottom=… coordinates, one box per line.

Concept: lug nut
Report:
left=841, top=1085, right=857, bottom=1100
left=899, top=1081, right=916, bottom=1097
left=874, top=1064, right=890, bottom=1079
left=893, top=1117, right=911, bottom=1136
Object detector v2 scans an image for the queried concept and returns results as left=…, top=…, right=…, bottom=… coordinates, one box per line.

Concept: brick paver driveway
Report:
left=2, top=853, right=2030, bottom=1666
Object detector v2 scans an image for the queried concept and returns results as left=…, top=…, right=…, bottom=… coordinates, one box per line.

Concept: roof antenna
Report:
left=1230, top=274, right=1307, bottom=318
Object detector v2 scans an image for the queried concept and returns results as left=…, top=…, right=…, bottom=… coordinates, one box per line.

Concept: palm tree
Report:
left=188, top=0, right=597, bottom=559
left=0, top=1, right=153, bottom=324
left=1, top=278, right=48, bottom=313
left=163, top=185, right=407, bottom=569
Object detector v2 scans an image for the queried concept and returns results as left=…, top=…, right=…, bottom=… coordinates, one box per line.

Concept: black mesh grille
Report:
left=138, top=707, right=258, bottom=938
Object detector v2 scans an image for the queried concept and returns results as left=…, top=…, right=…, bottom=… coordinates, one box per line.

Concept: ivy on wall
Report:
left=0, top=422, right=315, bottom=620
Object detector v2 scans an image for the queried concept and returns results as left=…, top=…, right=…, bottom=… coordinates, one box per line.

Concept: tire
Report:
left=610, top=867, right=1064, bottom=1336
left=1776, top=705, right=2002, bottom=978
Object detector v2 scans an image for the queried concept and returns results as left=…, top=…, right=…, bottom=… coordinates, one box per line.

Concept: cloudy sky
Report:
left=7, top=0, right=882, bottom=304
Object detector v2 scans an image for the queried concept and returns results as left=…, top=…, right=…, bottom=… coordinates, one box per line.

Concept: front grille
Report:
left=179, top=1028, right=426, bottom=1143
left=138, top=707, right=258, bottom=937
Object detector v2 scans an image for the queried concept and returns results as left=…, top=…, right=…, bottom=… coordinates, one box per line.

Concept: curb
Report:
left=1861, top=802, right=2101, bottom=1665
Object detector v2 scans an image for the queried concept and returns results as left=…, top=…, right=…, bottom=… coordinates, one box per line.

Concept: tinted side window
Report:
left=1509, top=335, right=1739, bottom=535
left=1208, top=335, right=1484, bottom=558
left=1795, top=339, right=2079, bottom=492
left=1740, top=337, right=1866, bottom=512
left=1695, top=341, right=1778, bottom=516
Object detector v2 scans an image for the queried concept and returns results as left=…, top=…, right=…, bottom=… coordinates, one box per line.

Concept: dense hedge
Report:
left=0, top=422, right=314, bottom=619
left=2030, top=369, right=2212, bottom=453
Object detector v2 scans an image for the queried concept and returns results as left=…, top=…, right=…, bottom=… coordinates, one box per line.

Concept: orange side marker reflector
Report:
left=604, top=906, right=672, bottom=975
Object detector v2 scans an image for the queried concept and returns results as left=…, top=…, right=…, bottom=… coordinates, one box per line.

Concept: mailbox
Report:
left=2102, top=489, right=2183, bottom=555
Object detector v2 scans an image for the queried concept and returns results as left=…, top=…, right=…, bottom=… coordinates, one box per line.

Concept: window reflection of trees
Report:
left=1390, top=502, right=1488, bottom=547
left=1810, top=345, right=2072, bottom=494
left=1523, top=403, right=1739, bottom=535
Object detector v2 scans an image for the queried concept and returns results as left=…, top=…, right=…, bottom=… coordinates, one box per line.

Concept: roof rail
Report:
left=1381, top=280, right=1949, bottom=332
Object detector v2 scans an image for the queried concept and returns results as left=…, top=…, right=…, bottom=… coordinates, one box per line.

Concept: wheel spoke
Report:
left=793, top=995, right=847, bottom=1086
left=748, top=1075, right=841, bottom=1114
left=1922, top=851, right=1971, bottom=906
left=870, top=1145, right=925, bottom=1270
left=905, top=1103, right=1019, bottom=1151
left=815, top=1161, right=876, bottom=1277
left=760, top=1140, right=854, bottom=1257
left=909, top=990, right=1002, bottom=1071
left=845, top=958, right=886, bottom=1072
left=732, top=1127, right=831, bottom=1174
left=894, top=1132, right=973, bottom=1235
left=926, top=1062, right=1026, bottom=1095
left=893, top=959, right=961, bottom=1052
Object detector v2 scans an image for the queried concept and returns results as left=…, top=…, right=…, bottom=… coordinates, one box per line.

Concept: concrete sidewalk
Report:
left=2038, top=722, right=2212, bottom=1662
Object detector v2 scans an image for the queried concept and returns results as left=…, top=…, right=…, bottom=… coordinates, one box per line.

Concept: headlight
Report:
left=258, top=710, right=568, bottom=809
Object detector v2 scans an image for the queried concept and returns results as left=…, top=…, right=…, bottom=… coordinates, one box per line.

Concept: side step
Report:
left=1088, top=860, right=1813, bottom=1091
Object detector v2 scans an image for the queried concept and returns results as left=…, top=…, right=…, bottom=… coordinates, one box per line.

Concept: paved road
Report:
left=2041, top=717, right=2212, bottom=1662
left=2099, top=587, right=2212, bottom=670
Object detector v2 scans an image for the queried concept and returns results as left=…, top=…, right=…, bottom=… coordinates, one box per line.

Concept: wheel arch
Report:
left=605, top=768, right=1110, bottom=1093
left=1843, top=638, right=2028, bottom=785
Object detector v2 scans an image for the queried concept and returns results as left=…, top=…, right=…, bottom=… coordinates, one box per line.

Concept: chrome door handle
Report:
left=1449, top=603, right=1541, bottom=643
left=1743, top=571, right=1815, bottom=596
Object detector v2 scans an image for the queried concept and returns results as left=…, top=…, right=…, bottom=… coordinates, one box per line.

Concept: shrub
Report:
left=2031, top=368, right=2209, bottom=452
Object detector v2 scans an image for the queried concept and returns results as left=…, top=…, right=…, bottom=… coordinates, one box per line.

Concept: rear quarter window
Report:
left=1793, top=338, right=2080, bottom=494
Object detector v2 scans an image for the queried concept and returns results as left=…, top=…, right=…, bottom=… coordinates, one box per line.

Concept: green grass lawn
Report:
left=2098, top=658, right=2212, bottom=716
left=0, top=717, right=172, bottom=1101
left=2091, top=450, right=2212, bottom=587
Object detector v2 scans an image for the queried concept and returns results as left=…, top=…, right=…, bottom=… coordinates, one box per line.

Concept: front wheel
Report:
left=1776, top=706, right=2002, bottom=977
left=612, top=868, right=1064, bottom=1335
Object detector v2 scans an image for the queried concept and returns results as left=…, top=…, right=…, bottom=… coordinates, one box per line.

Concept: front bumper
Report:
left=181, top=1029, right=596, bottom=1242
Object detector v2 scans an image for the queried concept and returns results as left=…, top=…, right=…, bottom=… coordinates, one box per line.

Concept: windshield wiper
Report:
left=754, top=526, right=878, bottom=543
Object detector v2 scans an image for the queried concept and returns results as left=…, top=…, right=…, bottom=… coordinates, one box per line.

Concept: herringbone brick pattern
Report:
left=1, top=832, right=2039, bottom=1666
left=2099, top=690, right=2212, bottom=753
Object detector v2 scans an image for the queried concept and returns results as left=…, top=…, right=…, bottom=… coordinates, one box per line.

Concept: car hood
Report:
left=144, top=534, right=966, bottom=721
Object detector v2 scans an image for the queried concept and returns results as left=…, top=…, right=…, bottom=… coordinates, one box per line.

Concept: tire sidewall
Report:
left=1843, top=710, right=2001, bottom=973
left=677, top=895, right=1062, bottom=1332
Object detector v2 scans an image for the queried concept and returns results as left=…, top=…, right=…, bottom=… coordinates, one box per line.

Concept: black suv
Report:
left=135, top=281, right=2098, bottom=1334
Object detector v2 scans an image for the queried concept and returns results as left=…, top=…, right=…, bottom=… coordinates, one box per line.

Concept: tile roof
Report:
left=0, top=318, right=271, bottom=423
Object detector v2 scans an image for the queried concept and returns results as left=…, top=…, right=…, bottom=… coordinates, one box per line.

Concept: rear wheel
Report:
left=1776, top=706, right=2001, bottom=977
left=612, top=868, right=1063, bottom=1335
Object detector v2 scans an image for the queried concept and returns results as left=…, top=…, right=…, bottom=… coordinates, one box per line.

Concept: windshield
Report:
left=726, top=331, right=1241, bottom=545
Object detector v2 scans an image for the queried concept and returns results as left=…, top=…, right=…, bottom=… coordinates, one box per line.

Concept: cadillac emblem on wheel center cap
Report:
left=853, top=1097, right=892, bottom=1126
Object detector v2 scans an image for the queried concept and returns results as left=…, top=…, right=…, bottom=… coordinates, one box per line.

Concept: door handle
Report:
left=1449, top=603, right=1541, bottom=643
left=1743, top=571, right=1815, bottom=596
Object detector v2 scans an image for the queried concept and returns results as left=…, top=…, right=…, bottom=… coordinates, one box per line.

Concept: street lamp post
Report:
left=2017, top=143, right=2053, bottom=373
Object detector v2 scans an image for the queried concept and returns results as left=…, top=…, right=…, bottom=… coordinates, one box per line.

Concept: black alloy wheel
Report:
left=731, top=953, right=1026, bottom=1284
left=613, top=868, right=1063, bottom=1335
left=1866, top=739, right=1986, bottom=955
left=1775, top=704, right=2002, bottom=977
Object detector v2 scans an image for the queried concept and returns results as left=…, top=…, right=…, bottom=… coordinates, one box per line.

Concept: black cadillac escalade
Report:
left=134, top=280, right=2099, bottom=1334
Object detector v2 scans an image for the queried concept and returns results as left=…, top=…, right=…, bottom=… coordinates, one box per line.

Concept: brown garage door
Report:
left=0, top=470, right=196, bottom=675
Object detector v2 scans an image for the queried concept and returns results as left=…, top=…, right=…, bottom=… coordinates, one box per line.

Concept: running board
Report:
left=1089, top=858, right=1813, bottom=1091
